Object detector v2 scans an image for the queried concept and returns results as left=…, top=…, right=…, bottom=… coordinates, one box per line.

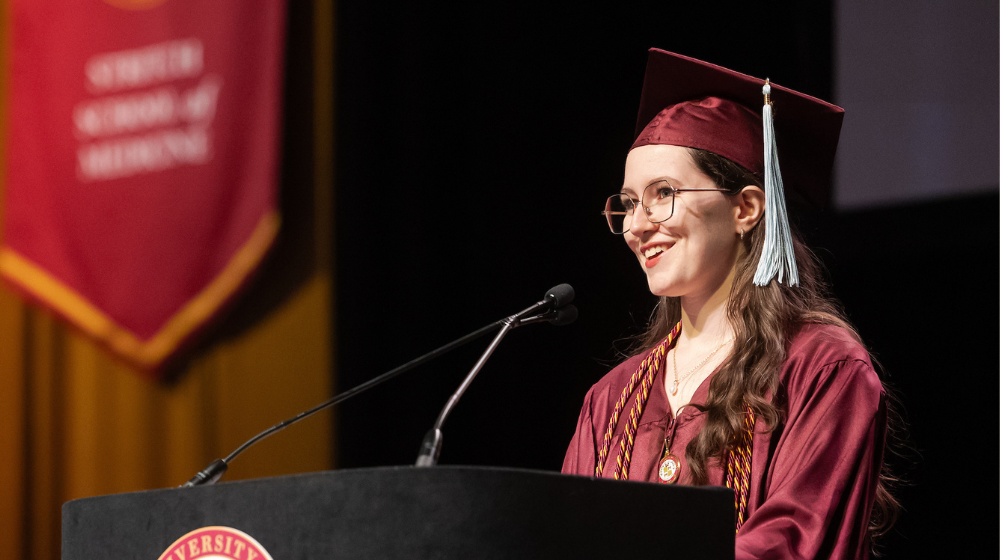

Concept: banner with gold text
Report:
left=2, top=0, right=286, bottom=375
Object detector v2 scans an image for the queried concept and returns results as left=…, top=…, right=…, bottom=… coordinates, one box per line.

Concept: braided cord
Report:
left=725, top=406, right=756, bottom=532
left=612, top=347, right=663, bottom=479
left=595, top=322, right=681, bottom=478
left=595, top=354, right=652, bottom=477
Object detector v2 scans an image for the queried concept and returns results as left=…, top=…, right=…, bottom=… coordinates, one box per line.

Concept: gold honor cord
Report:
left=595, top=322, right=681, bottom=479
left=725, top=407, right=756, bottom=532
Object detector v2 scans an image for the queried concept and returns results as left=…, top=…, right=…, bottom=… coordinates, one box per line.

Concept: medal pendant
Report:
left=658, top=454, right=680, bottom=484
left=670, top=379, right=679, bottom=395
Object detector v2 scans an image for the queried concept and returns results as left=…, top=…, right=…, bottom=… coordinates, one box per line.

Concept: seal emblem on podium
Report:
left=157, top=526, right=274, bottom=560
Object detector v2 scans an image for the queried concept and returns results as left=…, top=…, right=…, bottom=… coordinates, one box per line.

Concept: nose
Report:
left=628, top=204, right=657, bottom=235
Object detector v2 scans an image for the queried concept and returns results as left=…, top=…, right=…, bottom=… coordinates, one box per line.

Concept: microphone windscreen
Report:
left=551, top=304, right=578, bottom=326
left=545, top=283, right=575, bottom=307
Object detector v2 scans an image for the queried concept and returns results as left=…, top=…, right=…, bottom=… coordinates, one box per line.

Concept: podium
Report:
left=63, top=466, right=735, bottom=559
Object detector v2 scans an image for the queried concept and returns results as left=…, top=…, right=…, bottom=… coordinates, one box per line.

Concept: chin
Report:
left=645, top=276, right=684, bottom=298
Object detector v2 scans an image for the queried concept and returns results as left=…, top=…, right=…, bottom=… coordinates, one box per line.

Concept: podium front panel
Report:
left=62, top=466, right=735, bottom=559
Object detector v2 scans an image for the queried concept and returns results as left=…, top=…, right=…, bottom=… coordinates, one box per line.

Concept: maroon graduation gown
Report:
left=562, top=323, right=887, bottom=560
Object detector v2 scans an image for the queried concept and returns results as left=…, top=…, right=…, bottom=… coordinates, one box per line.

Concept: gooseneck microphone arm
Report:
left=415, top=284, right=575, bottom=467
left=414, top=318, right=517, bottom=467
left=182, top=318, right=506, bottom=487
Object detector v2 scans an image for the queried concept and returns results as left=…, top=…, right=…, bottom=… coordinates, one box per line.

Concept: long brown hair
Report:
left=632, top=148, right=899, bottom=541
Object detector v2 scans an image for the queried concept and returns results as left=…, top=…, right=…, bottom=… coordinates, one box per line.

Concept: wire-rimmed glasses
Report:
left=601, top=180, right=731, bottom=234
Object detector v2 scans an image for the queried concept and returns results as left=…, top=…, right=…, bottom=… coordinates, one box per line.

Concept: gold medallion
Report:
left=658, top=454, right=680, bottom=484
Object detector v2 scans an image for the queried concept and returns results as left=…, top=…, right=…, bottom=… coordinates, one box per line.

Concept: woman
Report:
left=562, top=50, right=896, bottom=559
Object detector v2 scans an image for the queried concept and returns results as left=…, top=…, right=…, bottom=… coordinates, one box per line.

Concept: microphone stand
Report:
left=415, top=317, right=517, bottom=467
left=414, top=301, right=576, bottom=467
left=182, top=319, right=505, bottom=487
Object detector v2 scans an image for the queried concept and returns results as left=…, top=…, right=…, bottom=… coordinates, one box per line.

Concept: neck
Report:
left=679, top=265, right=737, bottom=347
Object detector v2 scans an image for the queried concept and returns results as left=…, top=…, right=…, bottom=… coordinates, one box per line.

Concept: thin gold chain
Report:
left=671, top=338, right=731, bottom=396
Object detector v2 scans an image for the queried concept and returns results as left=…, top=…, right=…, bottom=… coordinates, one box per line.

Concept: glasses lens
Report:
left=642, top=181, right=675, bottom=223
left=604, top=194, right=634, bottom=233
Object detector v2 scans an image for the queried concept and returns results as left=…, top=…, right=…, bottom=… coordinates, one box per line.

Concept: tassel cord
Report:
left=753, top=82, right=799, bottom=287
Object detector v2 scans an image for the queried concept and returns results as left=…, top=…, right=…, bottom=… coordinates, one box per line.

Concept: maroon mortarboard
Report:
left=630, top=49, right=845, bottom=286
left=633, top=49, right=844, bottom=209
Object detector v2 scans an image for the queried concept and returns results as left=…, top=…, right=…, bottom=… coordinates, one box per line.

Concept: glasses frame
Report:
left=601, top=180, right=732, bottom=234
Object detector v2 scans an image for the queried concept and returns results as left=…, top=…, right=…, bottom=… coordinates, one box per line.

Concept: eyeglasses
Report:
left=601, top=180, right=731, bottom=234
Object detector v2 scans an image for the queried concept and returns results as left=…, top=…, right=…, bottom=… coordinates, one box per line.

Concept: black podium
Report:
left=63, top=466, right=735, bottom=559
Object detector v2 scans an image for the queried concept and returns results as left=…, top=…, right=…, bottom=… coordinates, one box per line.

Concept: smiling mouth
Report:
left=644, top=246, right=666, bottom=259
left=640, top=243, right=673, bottom=269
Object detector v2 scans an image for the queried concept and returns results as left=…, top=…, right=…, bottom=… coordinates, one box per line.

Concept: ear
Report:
left=733, top=185, right=765, bottom=234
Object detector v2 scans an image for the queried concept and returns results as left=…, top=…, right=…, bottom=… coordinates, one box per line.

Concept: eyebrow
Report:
left=620, top=176, right=680, bottom=196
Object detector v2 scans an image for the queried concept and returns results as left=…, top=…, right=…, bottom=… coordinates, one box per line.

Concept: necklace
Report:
left=670, top=338, right=731, bottom=396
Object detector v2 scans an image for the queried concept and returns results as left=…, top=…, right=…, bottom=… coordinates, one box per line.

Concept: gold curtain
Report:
left=0, top=2, right=336, bottom=559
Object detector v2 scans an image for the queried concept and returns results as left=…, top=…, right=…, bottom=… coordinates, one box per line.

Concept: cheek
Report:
left=688, top=209, right=737, bottom=260
left=699, top=202, right=735, bottom=236
left=702, top=229, right=740, bottom=270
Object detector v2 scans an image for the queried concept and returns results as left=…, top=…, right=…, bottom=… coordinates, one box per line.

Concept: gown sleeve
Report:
left=561, top=387, right=597, bottom=476
left=735, top=357, right=887, bottom=560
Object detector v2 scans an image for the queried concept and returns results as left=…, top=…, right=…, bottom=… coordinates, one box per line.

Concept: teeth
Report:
left=644, top=246, right=666, bottom=259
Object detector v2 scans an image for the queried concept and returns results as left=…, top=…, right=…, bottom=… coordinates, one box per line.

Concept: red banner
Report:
left=2, top=0, right=286, bottom=375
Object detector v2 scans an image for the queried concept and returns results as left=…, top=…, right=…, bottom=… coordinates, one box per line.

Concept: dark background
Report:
left=328, top=2, right=998, bottom=558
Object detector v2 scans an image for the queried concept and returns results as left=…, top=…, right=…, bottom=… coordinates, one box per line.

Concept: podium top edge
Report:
left=64, top=464, right=734, bottom=508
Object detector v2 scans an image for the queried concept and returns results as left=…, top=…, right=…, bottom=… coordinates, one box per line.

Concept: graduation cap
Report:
left=631, top=49, right=845, bottom=287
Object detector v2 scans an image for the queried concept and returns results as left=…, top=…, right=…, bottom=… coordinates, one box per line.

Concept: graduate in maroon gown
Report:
left=561, top=50, right=897, bottom=559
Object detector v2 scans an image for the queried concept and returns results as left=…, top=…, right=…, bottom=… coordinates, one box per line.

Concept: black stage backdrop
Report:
left=333, top=2, right=998, bottom=558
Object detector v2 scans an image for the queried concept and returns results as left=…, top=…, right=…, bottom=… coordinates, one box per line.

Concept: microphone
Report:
left=552, top=304, right=579, bottom=325
left=415, top=284, right=576, bottom=467
left=183, top=283, right=576, bottom=487
left=511, top=283, right=575, bottom=322
left=517, top=304, right=578, bottom=327
left=544, top=283, right=575, bottom=307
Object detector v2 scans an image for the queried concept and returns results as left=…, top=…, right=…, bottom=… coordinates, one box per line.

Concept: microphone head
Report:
left=545, top=283, right=575, bottom=307
left=551, top=304, right=578, bottom=326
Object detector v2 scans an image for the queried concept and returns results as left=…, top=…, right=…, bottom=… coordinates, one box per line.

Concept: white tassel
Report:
left=753, top=80, right=799, bottom=287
